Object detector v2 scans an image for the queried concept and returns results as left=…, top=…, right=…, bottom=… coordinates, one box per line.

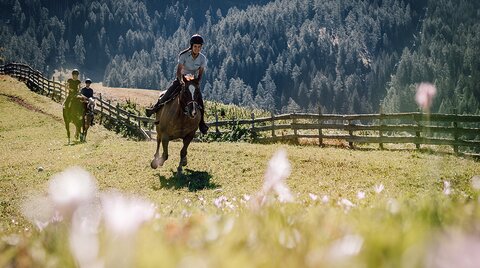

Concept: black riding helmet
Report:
left=72, top=69, right=79, bottom=75
left=190, top=34, right=204, bottom=46
left=85, top=78, right=92, bottom=84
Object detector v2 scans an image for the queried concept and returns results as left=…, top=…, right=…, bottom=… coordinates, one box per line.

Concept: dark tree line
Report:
left=1, top=0, right=478, bottom=115
left=383, top=0, right=480, bottom=115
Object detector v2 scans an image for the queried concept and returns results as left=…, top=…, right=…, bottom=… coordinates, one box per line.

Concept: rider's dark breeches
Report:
left=157, top=79, right=181, bottom=105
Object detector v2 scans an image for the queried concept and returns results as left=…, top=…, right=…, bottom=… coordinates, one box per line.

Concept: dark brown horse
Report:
left=62, top=95, right=92, bottom=143
left=150, top=80, right=201, bottom=175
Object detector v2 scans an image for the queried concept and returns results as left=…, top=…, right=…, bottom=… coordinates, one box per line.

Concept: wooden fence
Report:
left=241, top=112, right=480, bottom=154
left=1, top=63, right=480, bottom=156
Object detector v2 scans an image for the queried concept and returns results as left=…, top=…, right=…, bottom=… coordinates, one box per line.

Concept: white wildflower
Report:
left=48, top=166, right=97, bottom=217
left=321, top=195, right=330, bottom=204
left=387, top=198, right=400, bottom=214
left=262, top=148, right=294, bottom=203
left=471, top=176, right=480, bottom=190
left=69, top=203, right=102, bottom=268
left=374, top=184, right=384, bottom=194
left=443, top=180, right=452, bottom=196
left=339, top=198, right=355, bottom=211
left=214, top=196, right=227, bottom=209
left=357, top=191, right=366, bottom=200
left=101, top=191, right=155, bottom=236
left=328, top=234, right=364, bottom=261
left=309, top=193, right=319, bottom=201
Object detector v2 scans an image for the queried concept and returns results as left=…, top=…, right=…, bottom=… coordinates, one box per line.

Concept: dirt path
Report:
left=0, top=93, right=63, bottom=122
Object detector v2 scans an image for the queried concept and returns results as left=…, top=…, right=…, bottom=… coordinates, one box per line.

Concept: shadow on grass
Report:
left=154, top=169, right=220, bottom=192
left=64, top=140, right=85, bottom=146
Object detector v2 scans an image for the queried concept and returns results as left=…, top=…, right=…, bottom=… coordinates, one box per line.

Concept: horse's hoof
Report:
left=177, top=166, right=183, bottom=176
left=151, top=159, right=159, bottom=169
left=181, top=157, right=188, bottom=167
left=151, top=157, right=166, bottom=169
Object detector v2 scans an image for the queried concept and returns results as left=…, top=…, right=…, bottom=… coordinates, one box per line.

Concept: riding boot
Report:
left=197, top=91, right=209, bottom=135
left=145, top=100, right=162, bottom=117
left=146, top=80, right=181, bottom=117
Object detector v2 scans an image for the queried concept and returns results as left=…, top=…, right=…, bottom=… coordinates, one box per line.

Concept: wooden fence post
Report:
left=318, top=106, right=323, bottom=147
left=116, top=103, right=121, bottom=123
left=379, top=104, right=384, bottom=150
left=107, top=99, right=111, bottom=117
left=47, top=78, right=51, bottom=97
left=348, top=119, right=354, bottom=149
left=215, top=109, right=220, bottom=134
left=292, top=111, right=297, bottom=136
left=271, top=111, right=276, bottom=138
left=250, top=112, right=255, bottom=140
left=415, top=114, right=421, bottom=150
left=99, top=93, right=103, bottom=124
left=453, top=108, right=459, bottom=154
left=51, top=77, right=56, bottom=100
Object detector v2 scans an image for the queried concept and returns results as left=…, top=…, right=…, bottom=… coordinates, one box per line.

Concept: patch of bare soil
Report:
left=0, top=93, right=62, bottom=122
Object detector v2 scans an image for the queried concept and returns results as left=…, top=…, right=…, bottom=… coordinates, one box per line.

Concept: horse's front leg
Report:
left=177, top=132, right=195, bottom=175
left=65, top=122, right=71, bottom=144
left=74, top=122, right=81, bottom=141
left=151, top=134, right=169, bottom=169
left=80, top=116, right=87, bottom=142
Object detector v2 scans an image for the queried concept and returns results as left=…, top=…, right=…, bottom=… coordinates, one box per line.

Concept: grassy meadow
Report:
left=1, top=75, right=480, bottom=267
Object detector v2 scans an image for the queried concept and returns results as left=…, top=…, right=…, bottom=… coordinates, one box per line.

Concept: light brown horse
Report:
left=150, top=79, right=201, bottom=175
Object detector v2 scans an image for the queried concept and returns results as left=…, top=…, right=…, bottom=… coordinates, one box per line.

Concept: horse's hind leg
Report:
left=177, top=132, right=195, bottom=175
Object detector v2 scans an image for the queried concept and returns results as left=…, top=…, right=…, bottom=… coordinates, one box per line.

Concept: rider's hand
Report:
left=178, top=77, right=185, bottom=86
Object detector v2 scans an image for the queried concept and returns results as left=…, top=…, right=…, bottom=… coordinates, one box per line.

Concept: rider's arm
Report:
left=197, top=67, right=204, bottom=84
left=176, top=63, right=184, bottom=84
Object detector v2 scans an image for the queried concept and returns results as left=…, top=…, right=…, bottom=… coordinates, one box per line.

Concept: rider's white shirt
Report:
left=178, top=51, right=207, bottom=78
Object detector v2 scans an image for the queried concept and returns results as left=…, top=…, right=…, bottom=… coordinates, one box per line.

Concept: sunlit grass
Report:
left=1, top=75, right=480, bottom=267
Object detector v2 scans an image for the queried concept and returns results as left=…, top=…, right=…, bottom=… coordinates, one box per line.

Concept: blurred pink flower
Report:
left=415, top=83, right=437, bottom=111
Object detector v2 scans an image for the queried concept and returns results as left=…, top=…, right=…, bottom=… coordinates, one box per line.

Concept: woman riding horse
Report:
left=63, top=69, right=84, bottom=143
left=146, top=34, right=209, bottom=135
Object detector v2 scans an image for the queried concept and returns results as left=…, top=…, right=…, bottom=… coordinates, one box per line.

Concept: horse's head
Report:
left=180, top=81, right=200, bottom=119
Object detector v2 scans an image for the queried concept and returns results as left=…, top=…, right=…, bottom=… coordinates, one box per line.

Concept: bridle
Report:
left=181, top=83, right=200, bottom=116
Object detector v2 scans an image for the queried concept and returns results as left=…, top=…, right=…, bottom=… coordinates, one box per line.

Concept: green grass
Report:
left=1, top=75, right=480, bottom=267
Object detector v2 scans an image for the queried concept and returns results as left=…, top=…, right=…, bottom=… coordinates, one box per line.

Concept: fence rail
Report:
left=1, top=63, right=480, bottom=156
